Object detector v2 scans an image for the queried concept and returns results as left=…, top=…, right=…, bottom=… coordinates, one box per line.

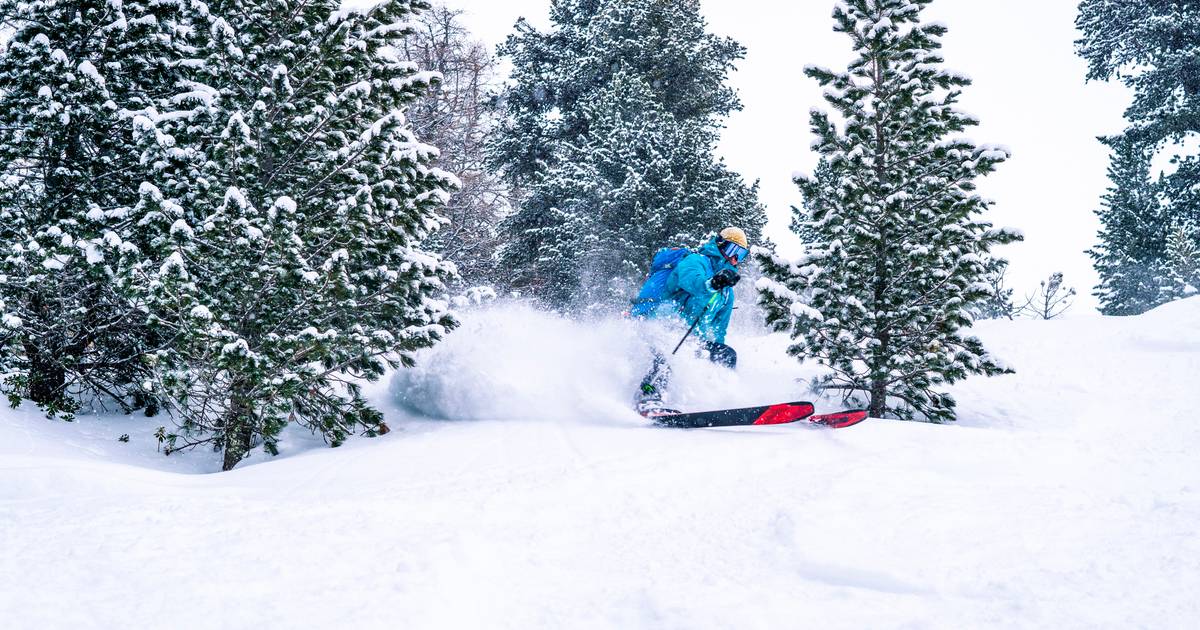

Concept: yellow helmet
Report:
left=719, top=227, right=749, bottom=249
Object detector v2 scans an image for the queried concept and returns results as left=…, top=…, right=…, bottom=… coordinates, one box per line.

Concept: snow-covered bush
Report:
left=451, top=286, right=499, bottom=309
left=1017, top=273, right=1076, bottom=320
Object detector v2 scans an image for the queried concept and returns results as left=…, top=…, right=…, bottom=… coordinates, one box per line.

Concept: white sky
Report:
left=438, top=0, right=1132, bottom=311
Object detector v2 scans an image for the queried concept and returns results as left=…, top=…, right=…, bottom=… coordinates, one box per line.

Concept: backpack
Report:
left=629, top=247, right=691, bottom=318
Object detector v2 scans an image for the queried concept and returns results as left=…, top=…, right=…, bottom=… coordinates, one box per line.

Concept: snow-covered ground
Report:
left=2, top=299, right=1198, bottom=629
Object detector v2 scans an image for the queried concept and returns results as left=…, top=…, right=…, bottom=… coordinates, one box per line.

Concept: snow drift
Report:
left=1, top=298, right=1198, bottom=629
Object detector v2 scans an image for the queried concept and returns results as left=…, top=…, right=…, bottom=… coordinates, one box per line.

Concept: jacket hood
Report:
left=698, top=237, right=723, bottom=258
left=698, top=237, right=736, bottom=273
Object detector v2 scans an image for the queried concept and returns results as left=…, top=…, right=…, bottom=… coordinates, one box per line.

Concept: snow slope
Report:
left=2, top=299, right=1199, bottom=629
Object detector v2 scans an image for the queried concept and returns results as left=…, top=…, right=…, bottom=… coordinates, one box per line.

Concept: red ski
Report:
left=643, top=401, right=813, bottom=428
left=807, top=409, right=869, bottom=429
left=643, top=402, right=867, bottom=429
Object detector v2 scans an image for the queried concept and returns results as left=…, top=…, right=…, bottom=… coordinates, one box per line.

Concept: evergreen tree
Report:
left=1088, top=137, right=1171, bottom=315
left=757, top=0, right=1019, bottom=422
left=1163, top=219, right=1200, bottom=299
left=1076, top=1, right=1200, bottom=165
left=133, top=0, right=458, bottom=470
left=491, top=0, right=764, bottom=309
left=1077, top=0, right=1200, bottom=309
left=0, top=0, right=185, bottom=415
left=535, top=70, right=764, bottom=307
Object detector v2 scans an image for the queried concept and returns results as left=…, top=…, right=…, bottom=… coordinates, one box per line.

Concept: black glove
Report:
left=710, top=268, right=741, bottom=291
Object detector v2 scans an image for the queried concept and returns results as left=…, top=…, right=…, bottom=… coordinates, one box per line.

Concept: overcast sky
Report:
left=434, top=0, right=1132, bottom=312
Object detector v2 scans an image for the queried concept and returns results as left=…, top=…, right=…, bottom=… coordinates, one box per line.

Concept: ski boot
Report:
left=634, top=382, right=681, bottom=418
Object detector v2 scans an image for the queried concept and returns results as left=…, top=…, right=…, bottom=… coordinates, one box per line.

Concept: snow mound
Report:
left=1130, top=295, right=1200, bottom=349
left=3, top=301, right=1199, bottom=629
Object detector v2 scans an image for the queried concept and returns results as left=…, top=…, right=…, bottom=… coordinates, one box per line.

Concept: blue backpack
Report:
left=629, top=247, right=691, bottom=318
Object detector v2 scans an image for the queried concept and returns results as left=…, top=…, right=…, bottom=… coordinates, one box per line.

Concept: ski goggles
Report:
left=719, top=240, right=749, bottom=265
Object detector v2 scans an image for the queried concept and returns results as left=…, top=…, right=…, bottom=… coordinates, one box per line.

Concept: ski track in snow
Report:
left=2, top=299, right=1199, bottom=629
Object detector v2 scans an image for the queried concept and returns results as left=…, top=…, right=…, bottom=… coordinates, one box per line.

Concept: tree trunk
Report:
left=868, top=53, right=891, bottom=421
left=868, top=376, right=888, bottom=419
left=221, top=396, right=255, bottom=471
left=26, top=344, right=66, bottom=408
left=23, top=290, right=69, bottom=408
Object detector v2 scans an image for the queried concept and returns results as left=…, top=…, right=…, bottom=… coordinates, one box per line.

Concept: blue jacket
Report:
left=650, top=238, right=736, bottom=344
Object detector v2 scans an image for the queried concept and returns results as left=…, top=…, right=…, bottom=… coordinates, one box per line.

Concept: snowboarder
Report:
left=629, top=227, right=750, bottom=414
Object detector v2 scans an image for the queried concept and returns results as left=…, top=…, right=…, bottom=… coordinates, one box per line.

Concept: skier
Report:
left=630, top=227, right=750, bottom=414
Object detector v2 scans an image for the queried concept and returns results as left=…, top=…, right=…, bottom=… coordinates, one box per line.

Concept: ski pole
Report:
left=672, top=292, right=721, bottom=355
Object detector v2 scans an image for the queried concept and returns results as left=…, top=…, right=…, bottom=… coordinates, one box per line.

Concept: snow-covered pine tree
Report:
left=532, top=70, right=764, bottom=307
left=756, top=0, right=1019, bottom=422
left=1077, top=0, right=1200, bottom=302
left=0, top=0, right=186, bottom=416
left=132, top=0, right=458, bottom=470
left=490, top=0, right=764, bottom=309
left=1076, top=0, right=1200, bottom=120
left=1088, top=136, right=1172, bottom=315
left=400, top=5, right=508, bottom=287
left=1163, top=219, right=1200, bottom=299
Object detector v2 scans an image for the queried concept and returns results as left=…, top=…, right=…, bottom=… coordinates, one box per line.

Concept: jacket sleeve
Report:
left=673, top=253, right=714, bottom=302
left=699, top=290, right=734, bottom=344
